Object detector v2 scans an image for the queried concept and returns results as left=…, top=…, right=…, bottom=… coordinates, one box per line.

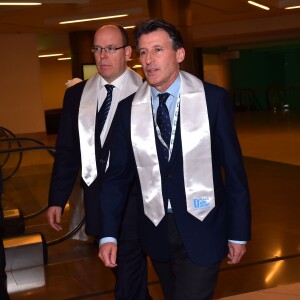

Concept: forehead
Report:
left=94, top=26, right=123, bottom=45
left=138, top=29, right=171, bottom=48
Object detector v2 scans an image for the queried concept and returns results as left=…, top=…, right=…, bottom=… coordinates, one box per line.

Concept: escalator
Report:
left=0, top=127, right=86, bottom=292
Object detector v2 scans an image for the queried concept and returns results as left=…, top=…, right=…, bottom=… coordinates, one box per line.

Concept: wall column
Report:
left=69, top=31, right=95, bottom=79
left=148, top=0, right=204, bottom=79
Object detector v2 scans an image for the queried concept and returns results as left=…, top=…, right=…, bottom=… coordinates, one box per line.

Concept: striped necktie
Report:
left=156, top=93, right=171, bottom=160
left=98, top=84, right=114, bottom=133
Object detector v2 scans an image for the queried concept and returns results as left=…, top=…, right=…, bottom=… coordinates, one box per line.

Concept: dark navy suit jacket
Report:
left=0, top=168, right=4, bottom=236
left=48, top=81, right=139, bottom=239
left=99, top=81, right=251, bottom=266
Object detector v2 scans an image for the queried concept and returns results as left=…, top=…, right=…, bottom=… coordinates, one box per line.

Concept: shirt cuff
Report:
left=228, top=240, right=247, bottom=244
left=99, top=237, right=117, bottom=246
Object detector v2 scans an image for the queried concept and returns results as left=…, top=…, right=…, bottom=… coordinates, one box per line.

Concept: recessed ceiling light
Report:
left=285, top=6, right=300, bottom=9
left=59, top=14, right=128, bottom=24
left=58, top=57, right=71, bottom=61
left=0, top=2, right=42, bottom=5
left=38, top=53, right=63, bottom=58
left=247, top=1, right=270, bottom=10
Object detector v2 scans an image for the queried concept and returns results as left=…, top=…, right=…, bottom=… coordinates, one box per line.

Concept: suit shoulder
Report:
left=203, top=81, right=228, bottom=97
left=63, top=80, right=87, bottom=108
left=65, top=80, right=86, bottom=98
left=202, top=81, right=231, bottom=116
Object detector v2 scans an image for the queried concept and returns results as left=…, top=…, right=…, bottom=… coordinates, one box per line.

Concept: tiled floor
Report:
left=1, top=109, right=300, bottom=299
left=218, top=282, right=300, bottom=299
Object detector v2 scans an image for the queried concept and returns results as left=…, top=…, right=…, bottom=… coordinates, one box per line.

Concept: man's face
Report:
left=138, top=29, right=185, bottom=92
left=93, top=26, right=131, bottom=83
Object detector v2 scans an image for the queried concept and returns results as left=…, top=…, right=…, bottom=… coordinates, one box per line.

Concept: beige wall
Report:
left=0, top=34, right=45, bottom=134
left=0, top=33, right=73, bottom=135
left=203, top=54, right=230, bottom=90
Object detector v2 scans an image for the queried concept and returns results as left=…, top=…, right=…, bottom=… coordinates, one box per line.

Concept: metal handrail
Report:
left=0, top=128, right=23, bottom=179
left=0, top=137, right=55, bottom=157
left=0, top=140, right=55, bottom=220
left=0, top=138, right=86, bottom=245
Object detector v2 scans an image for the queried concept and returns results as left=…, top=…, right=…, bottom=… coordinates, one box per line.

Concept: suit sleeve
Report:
left=98, top=97, right=137, bottom=239
left=213, top=88, right=251, bottom=241
left=48, top=83, right=83, bottom=209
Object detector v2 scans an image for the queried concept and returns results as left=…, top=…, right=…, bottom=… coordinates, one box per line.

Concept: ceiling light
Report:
left=38, top=53, right=63, bottom=58
left=285, top=6, right=300, bottom=9
left=58, top=57, right=71, bottom=60
left=124, top=25, right=135, bottom=29
left=0, top=2, right=42, bottom=5
left=59, top=14, right=128, bottom=25
left=247, top=1, right=270, bottom=10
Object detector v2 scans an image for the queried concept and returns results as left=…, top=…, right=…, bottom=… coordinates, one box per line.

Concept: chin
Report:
left=147, top=77, right=159, bottom=86
left=100, top=71, right=113, bottom=79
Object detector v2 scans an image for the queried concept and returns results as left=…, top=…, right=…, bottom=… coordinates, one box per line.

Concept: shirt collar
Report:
left=151, top=75, right=181, bottom=100
left=98, top=68, right=129, bottom=92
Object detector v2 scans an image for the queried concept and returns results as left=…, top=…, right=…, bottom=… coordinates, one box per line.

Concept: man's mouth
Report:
left=146, top=67, right=159, bottom=75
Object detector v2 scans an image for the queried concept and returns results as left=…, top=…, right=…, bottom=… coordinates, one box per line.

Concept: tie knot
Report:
left=158, top=93, right=170, bottom=105
left=105, top=84, right=114, bottom=93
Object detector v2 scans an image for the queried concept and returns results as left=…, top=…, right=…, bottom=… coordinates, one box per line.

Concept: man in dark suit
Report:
left=98, top=19, right=251, bottom=300
left=47, top=25, right=151, bottom=300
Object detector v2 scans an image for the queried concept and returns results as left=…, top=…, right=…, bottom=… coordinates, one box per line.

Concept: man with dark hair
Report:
left=47, top=24, right=151, bottom=300
left=98, top=19, right=251, bottom=300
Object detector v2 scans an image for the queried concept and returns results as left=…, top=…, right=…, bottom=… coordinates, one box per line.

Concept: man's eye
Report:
left=139, top=50, right=147, bottom=56
left=94, top=47, right=101, bottom=52
left=155, top=48, right=162, bottom=52
left=106, top=46, right=115, bottom=52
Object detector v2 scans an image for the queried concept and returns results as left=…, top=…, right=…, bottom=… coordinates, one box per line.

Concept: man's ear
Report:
left=176, top=48, right=185, bottom=63
left=125, top=46, right=132, bottom=61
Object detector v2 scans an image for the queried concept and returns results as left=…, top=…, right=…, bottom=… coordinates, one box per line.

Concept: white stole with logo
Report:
left=131, top=71, right=215, bottom=226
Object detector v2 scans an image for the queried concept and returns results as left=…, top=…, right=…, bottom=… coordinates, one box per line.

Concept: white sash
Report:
left=79, top=69, right=142, bottom=186
left=79, top=74, right=99, bottom=186
left=131, top=71, right=215, bottom=226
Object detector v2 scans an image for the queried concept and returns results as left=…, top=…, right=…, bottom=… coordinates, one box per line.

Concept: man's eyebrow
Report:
left=139, top=44, right=163, bottom=49
left=93, top=44, right=115, bottom=47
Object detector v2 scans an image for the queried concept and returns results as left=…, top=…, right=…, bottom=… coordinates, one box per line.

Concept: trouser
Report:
left=114, top=239, right=152, bottom=300
left=151, top=214, right=220, bottom=300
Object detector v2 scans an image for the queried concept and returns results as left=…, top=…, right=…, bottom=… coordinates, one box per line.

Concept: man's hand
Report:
left=98, top=242, right=118, bottom=268
left=227, top=242, right=246, bottom=264
left=47, top=206, right=63, bottom=231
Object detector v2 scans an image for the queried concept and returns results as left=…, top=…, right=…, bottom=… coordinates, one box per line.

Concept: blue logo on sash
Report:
left=193, top=197, right=210, bottom=210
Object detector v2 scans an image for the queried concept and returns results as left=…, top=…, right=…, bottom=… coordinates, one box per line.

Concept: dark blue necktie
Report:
left=156, top=93, right=171, bottom=160
left=98, top=84, right=114, bottom=133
